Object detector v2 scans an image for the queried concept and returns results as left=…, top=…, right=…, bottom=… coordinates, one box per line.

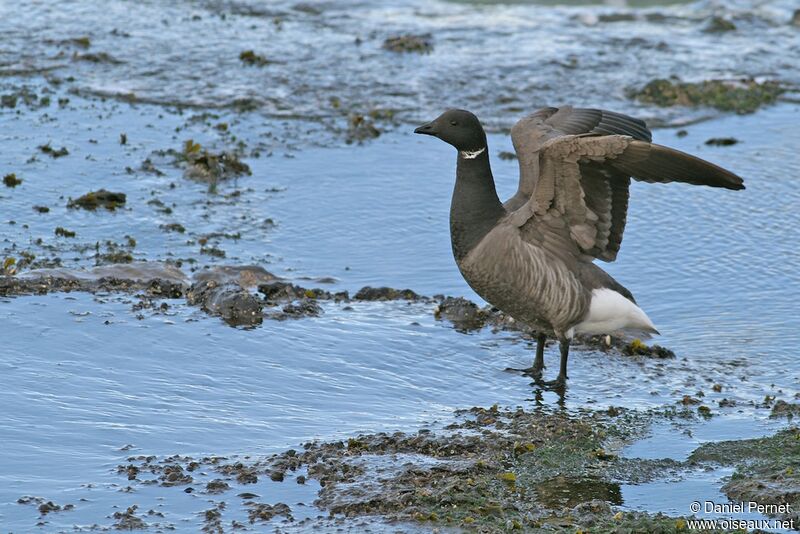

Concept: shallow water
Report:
left=2, top=0, right=800, bottom=531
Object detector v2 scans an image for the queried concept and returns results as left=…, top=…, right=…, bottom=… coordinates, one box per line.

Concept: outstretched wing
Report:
left=511, top=106, right=652, bottom=151
left=517, top=135, right=744, bottom=262
left=506, top=106, right=652, bottom=211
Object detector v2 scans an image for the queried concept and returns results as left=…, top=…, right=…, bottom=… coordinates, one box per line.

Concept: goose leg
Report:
left=531, top=333, right=546, bottom=377
left=555, top=337, right=569, bottom=387
left=538, top=335, right=569, bottom=391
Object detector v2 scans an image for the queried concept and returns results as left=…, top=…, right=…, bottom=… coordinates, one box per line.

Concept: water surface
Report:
left=1, top=0, right=799, bottom=530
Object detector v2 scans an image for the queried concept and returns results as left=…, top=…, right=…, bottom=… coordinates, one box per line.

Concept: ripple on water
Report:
left=1, top=0, right=798, bottom=135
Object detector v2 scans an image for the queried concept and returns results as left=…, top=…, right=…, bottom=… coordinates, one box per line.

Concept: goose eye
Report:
left=450, top=120, right=458, bottom=126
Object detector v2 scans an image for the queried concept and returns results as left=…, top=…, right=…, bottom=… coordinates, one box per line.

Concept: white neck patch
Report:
left=459, top=147, right=486, bottom=160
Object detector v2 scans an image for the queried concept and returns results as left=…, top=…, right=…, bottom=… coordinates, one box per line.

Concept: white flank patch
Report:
left=460, top=147, right=486, bottom=159
left=572, top=288, right=658, bottom=337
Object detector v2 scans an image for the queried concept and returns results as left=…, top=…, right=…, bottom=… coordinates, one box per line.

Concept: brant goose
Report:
left=415, top=107, right=744, bottom=389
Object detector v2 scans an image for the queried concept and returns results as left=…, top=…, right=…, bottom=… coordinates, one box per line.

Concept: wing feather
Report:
left=516, top=134, right=744, bottom=263
left=613, top=141, right=744, bottom=190
left=506, top=106, right=653, bottom=212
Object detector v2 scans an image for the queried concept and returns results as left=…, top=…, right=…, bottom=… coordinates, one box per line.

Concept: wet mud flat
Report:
left=110, top=405, right=800, bottom=533
left=13, top=385, right=795, bottom=532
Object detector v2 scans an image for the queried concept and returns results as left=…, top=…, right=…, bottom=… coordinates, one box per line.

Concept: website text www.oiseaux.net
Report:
left=686, top=501, right=794, bottom=531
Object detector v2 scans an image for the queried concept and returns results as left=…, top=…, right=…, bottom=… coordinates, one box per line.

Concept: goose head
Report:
left=414, top=109, right=486, bottom=153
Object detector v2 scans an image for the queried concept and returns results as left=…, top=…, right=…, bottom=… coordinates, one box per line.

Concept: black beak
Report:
left=414, top=121, right=437, bottom=136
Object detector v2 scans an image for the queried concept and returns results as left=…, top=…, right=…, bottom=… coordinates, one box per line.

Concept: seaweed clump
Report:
left=186, top=279, right=263, bottom=327
left=54, top=227, right=76, bottom=238
left=770, top=400, right=800, bottom=419
left=247, top=503, right=292, bottom=523
left=111, top=505, right=147, bottom=530
left=383, top=34, right=433, bottom=54
left=629, top=78, right=784, bottom=114
left=66, top=36, right=91, bottom=48
left=345, top=114, right=380, bottom=143
left=181, top=140, right=251, bottom=184
left=622, top=339, right=675, bottom=358
left=2, top=87, right=51, bottom=109
left=703, top=16, right=736, bottom=33
left=17, top=496, right=74, bottom=516
left=705, top=137, right=738, bottom=146
left=3, top=173, right=22, bottom=187
left=239, top=50, right=270, bottom=66
left=67, top=189, right=127, bottom=210
left=435, top=296, right=490, bottom=332
left=354, top=286, right=420, bottom=301
left=38, top=143, right=69, bottom=158
left=95, top=240, right=135, bottom=264
left=73, top=52, right=122, bottom=64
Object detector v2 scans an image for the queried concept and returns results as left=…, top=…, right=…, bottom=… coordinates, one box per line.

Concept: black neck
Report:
left=450, top=146, right=505, bottom=262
